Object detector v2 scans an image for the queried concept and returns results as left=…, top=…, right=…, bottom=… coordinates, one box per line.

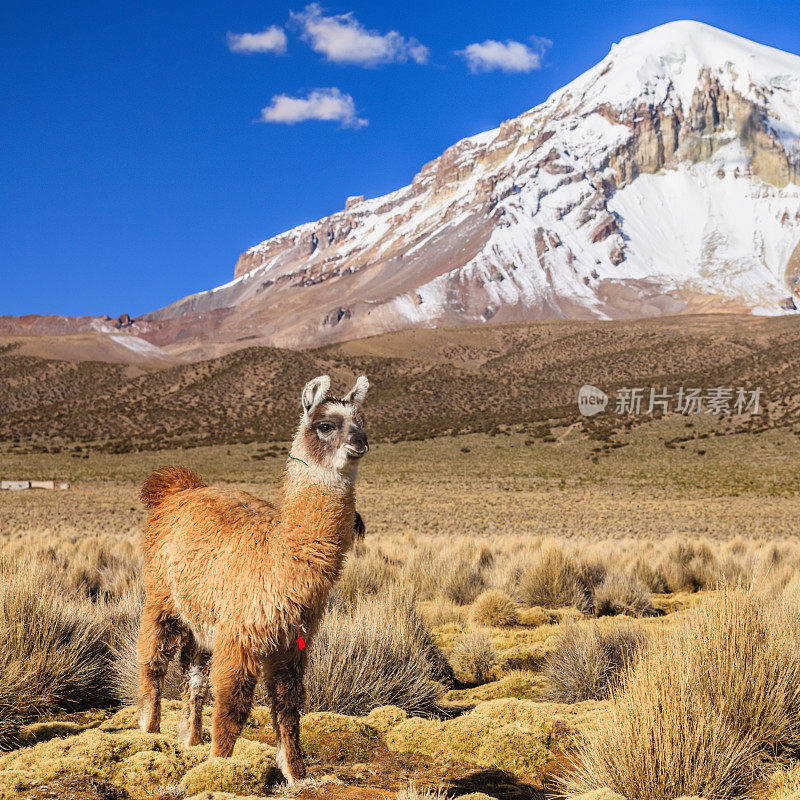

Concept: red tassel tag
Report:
left=296, top=634, right=306, bottom=651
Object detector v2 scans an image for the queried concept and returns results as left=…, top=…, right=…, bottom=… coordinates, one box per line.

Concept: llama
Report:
left=136, top=374, right=369, bottom=783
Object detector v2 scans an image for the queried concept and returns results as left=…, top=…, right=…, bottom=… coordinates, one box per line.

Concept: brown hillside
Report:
left=2, top=314, right=800, bottom=451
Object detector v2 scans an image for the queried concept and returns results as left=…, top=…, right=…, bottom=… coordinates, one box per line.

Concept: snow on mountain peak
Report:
left=544, top=21, right=800, bottom=149
left=137, top=22, right=800, bottom=356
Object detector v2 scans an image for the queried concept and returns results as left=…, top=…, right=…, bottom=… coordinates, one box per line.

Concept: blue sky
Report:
left=2, top=0, right=799, bottom=317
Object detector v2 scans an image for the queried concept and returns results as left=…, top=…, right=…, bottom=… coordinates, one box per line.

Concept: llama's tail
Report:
left=140, top=466, right=205, bottom=509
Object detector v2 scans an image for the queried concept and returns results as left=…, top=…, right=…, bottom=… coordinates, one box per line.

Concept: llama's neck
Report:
left=277, top=462, right=356, bottom=610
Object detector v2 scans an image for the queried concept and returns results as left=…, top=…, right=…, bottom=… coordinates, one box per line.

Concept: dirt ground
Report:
left=2, top=419, right=798, bottom=543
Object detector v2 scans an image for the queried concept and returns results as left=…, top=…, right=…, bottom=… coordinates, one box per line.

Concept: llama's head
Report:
left=291, top=375, right=370, bottom=476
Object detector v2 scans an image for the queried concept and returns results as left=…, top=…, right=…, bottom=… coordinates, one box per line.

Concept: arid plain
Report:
left=3, top=315, right=800, bottom=800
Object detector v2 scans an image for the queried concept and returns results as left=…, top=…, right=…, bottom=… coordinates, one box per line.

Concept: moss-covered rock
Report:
left=364, top=705, right=409, bottom=732
left=458, top=794, right=501, bottom=800
left=118, top=748, right=187, bottom=791
left=516, top=606, right=561, bottom=627
left=387, top=714, right=552, bottom=773
left=0, top=704, right=280, bottom=800
left=0, top=728, right=203, bottom=798
left=301, top=712, right=375, bottom=736
left=17, top=720, right=92, bottom=746
left=496, top=640, right=553, bottom=672
left=446, top=671, right=545, bottom=704
left=386, top=698, right=607, bottom=775
left=98, top=705, right=143, bottom=732
left=300, top=711, right=380, bottom=763
left=180, top=740, right=280, bottom=796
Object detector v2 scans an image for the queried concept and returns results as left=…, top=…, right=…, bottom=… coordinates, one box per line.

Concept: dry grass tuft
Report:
left=544, top=623, right=647, bottom=703
left=470, top=590, right=518, bottom=627
left=450, top=631, right=497, bottom=685
left=418, top=599, right=467, bottom=629
left=516, top=541, right=591, bottom=611
left=567, top=589, right=800, bottom=799
left=0, top=558, right=114, bottom=747
left=395, top=785, right=450, bottom=800
left=442, top=562, right=486, bottom=606
left=305, top=588, right=448, bottom=716
left=108, top=581, right=183, bottom=707
left=592, top=573, right=658, bottom=618
left=335, top=543, right=399, bottom=606
left=399, top=542, right=490, bottom=606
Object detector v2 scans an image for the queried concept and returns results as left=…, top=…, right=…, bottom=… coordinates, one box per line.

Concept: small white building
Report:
left=1, top=480, right=30, bottom=491
left=1, top=480, right=70, bottom=491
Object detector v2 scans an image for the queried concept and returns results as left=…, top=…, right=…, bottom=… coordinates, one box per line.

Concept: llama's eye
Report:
left=317, top=423, right=334, bottom=434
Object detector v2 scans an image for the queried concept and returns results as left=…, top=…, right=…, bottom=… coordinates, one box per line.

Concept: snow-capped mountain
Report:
left=7, top=21, right=800, bottom=357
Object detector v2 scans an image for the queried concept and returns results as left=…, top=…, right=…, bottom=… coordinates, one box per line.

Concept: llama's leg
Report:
left=209, top=633, right=260, bottom=757
left=137, top=601, right=184, bottom=734
left=265, top=651, right=306, bottom=784
left=178, top=636, right=211, bottom=746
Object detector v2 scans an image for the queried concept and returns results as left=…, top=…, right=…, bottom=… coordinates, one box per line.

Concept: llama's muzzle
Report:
left=345, top=428, right=369, bottom=458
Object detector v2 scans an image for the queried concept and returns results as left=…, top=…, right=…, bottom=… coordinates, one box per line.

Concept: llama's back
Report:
left=141, top=466, right=278, bottom=559
left=140, top=466, right=281, bottom=636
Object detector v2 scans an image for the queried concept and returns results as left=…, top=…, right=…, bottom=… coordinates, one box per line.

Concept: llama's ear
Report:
left=344, top=376, right=369, bottom=407
left=301, top=375, right=331, bottom=420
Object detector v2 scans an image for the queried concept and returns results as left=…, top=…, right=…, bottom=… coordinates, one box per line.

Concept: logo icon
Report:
left=578, top=385, right=608, bottom=417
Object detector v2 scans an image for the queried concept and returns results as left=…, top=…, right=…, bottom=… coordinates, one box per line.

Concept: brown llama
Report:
left=136, top=374, right=369, bottom=784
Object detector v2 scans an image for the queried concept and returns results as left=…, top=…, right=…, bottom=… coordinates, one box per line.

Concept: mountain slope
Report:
left=5, top=21, right=800, bottom=359
left=3, top=313, right=800, bottom=449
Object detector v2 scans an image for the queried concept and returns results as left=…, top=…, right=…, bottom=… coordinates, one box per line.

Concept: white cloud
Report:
left=260, top=87, right=367, bottom=128
left=290, top=3, right=429, bottom=66
left=227, top=26, right=288, bottom=54
left=457, top=37, right=551, bottom=73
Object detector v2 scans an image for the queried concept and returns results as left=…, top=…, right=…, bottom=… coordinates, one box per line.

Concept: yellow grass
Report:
left=566, top=589, right=800, bottom=799
left=2, top=432, right=800, bottom=797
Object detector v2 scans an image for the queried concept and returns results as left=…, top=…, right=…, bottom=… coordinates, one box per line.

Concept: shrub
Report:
left=470, top=590, right=518, bottom=627
left=544, top=623, right=647, bottom=703
left=450, top=631, right=497, bottom=684
left=305, top=588, right=448, bottom=716
left=591, top=573, right=658, bottom=618
left=567, top=589, right=800, bottom=799
left=517, top=542, right=591, bottom=611
left=0, top=558, right=113, bottom=747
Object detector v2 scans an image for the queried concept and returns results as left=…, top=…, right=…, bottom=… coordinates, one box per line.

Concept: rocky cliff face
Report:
left=6, top=21, right=800, bottom=357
